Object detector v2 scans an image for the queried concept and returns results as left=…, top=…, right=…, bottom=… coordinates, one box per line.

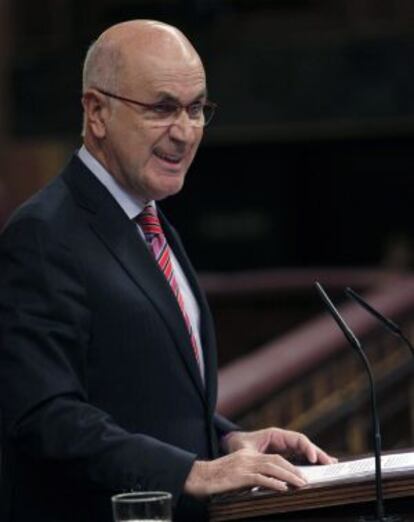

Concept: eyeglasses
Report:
left=95, top=88, right=217, bottom=127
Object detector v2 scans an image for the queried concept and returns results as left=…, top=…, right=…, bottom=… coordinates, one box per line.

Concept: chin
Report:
left=156, top=177, right=186, bottom=200
left=147, top=182, right=184, bottom=201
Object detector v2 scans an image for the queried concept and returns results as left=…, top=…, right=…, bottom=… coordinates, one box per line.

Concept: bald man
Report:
left=0, top=20, right=334, bottom=522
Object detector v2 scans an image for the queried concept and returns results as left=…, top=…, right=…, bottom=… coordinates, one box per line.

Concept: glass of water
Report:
left=112, top=491, right=172, bottom=522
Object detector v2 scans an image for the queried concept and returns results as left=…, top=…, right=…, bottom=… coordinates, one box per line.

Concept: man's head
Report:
left=82, top=20, right=208, bottom=202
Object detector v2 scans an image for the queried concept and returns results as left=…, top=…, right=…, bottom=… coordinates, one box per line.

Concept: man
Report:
left=0, top=20, right=334, bottom=522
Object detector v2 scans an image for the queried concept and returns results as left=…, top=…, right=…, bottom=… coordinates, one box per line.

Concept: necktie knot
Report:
left=137, top=205, right=162, bottom=240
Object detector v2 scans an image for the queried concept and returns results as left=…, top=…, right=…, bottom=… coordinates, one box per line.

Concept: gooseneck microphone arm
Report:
left=314, top=281, right=385, bottom=522
left=345, top=287, right=414, bottom=359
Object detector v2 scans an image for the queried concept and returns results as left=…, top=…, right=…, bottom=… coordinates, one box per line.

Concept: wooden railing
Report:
left=200, top=267, right=409, bottom=366
left=201, top=269, right=414, bottom=454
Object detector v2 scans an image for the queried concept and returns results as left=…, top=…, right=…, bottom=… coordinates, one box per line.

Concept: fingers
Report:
left=270, top=429, right=337, bottom=465
left=223, top=428, right=337, bottom=470
left=293, top=433, right=337, bottom=465
left=247, top=474, right=290, bottom=493
left=313, top=446, right=337, bottom=465
left=260, top=457, right=306, bottom=488
left=184, top=449, right=307, bottom=498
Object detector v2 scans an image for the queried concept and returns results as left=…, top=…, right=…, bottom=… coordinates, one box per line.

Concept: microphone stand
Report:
left=314, top=282, right=402, bottom=522
left=345, top=287, right=414, bottom=360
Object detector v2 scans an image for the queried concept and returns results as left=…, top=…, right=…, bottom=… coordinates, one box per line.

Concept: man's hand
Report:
left=184, top=448, right=307, bottom=498
left=222, top=428, right=336, bottom=465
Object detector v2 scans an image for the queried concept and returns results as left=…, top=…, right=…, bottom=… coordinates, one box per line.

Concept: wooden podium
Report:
left=209, top=469, right=414, bottom=521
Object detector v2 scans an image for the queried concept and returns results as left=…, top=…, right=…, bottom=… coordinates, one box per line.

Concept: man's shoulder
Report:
left=1, top=155, right=88, bottom=240
left=5, top=175, right=70, bottom=230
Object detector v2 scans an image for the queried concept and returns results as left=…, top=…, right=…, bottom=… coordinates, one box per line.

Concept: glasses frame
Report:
left=94, top=87, right=217, bottom=127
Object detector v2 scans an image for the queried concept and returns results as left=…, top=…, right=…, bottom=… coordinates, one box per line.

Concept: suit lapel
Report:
left=160, top=211, right=218, bottom=412
left=62, top=156, right=206, bottom=402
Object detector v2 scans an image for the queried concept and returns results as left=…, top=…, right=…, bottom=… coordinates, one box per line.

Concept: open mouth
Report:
left=154, top=150, right=183, bottom=165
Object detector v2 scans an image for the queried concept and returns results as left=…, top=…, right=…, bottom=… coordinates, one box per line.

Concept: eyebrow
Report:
left=155, top=89, right=208, bottom=103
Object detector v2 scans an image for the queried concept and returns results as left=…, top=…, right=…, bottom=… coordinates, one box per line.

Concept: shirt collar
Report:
left=77, top=145, right=155, bottom=219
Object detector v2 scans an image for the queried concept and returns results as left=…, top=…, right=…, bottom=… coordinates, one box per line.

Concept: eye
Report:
left=187, top=101, right=204, bottom=118
left=150, top=102, right=178, bottom=117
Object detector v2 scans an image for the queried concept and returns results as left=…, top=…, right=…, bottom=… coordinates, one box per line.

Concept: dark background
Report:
left=2, top=0, right=414, bottom=271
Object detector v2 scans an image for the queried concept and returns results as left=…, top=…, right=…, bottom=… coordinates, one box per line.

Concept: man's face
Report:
left=101, top=54, right=206, bottom=202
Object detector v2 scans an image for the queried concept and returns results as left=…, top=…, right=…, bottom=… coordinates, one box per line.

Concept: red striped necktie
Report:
left=136, top=205, right=203, bottom=376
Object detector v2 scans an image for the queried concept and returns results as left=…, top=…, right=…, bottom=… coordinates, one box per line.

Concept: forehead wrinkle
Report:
left=135, top=64, right=206, bottom=100
left=136, top=56, right=204, bottom=82
left=122, top=58, right=206, bottom=102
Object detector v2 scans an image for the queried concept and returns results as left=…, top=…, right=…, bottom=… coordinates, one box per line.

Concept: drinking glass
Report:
left=112, top=491, right=172, bottom=522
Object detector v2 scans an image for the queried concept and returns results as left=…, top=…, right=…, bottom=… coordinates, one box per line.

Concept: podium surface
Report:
left=209, top=451, right=414, bottom=521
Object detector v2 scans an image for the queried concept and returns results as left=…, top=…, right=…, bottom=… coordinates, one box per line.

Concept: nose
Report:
left=168, top=109, right=199, bottom=142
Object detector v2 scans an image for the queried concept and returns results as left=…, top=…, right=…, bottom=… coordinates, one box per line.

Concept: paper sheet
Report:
left=297, top=451, right=414, bottom=485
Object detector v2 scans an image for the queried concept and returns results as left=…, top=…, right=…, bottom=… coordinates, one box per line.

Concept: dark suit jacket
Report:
left=0, top=155, right=236, bottom=522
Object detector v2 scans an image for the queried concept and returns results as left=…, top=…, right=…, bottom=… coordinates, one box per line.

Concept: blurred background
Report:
left=2, top=0, right=414, bottom=271
left=1, top=0, right=414, bottom=455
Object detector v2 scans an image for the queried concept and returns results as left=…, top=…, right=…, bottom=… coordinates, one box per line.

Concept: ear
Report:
left=82, top=90, right=109, bottom=139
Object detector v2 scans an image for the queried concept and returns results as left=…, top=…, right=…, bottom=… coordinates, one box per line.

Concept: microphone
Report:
left=314, top=281, right=401, bottom=522
left=345, top=287, right=414, bottom=359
